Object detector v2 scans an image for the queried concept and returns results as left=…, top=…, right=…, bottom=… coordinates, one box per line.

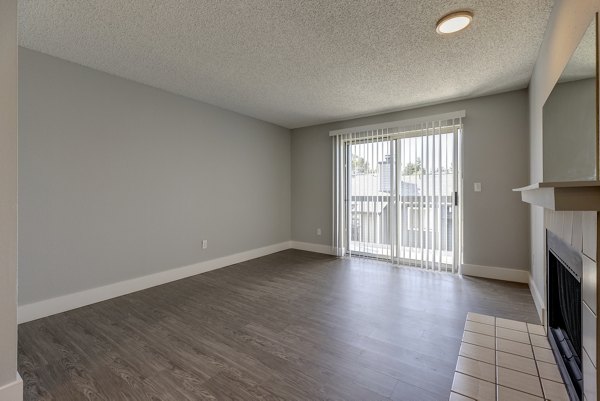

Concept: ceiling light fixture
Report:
left=436, top=11, right=473, bottom=34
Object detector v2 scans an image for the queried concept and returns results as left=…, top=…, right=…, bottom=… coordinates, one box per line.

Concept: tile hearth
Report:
left=450, top=312, right=569, bottom=401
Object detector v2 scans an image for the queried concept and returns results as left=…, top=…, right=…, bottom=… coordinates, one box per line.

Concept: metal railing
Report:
left=348, top=195, right=454, bottom=265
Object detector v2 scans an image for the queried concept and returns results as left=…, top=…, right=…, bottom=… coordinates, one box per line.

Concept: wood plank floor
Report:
left=18, top=250, right=539, bottom=401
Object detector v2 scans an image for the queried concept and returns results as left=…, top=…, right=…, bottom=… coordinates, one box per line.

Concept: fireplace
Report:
left=547, top=230, right=583, bottom=401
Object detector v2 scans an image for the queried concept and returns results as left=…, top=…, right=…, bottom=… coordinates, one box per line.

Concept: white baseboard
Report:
left=21, top=242, right=535, bottom=324
left=529, top=273, right=546, bottom=325
left=18, top=241, right=291, bottom=324
left=461, top=263, right=529, bottom=283
left=0, top=374, right=22, bottom=401
left=289, top=241, right=335, bottom=255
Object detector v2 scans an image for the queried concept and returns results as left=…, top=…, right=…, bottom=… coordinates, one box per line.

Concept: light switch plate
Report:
left=474, top=182, right=482, bottom=192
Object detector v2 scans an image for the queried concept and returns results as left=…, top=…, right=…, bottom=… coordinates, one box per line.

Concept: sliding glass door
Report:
left=347, top=139, right=394, bottom=258
left=337, top=117, right=462, bottom=273
left=393, top=127, right=458, bottom=271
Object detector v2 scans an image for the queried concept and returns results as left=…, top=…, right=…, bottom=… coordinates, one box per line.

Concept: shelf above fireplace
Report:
left=513, top=181, right=600, bottom=211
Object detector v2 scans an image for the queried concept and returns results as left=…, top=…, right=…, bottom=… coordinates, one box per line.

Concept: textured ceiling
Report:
left=561, top=18, right=595, bottom=82
left=18, top=0, right=553, bottom=128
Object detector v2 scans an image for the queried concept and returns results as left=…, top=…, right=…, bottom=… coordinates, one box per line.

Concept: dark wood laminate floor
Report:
left=18, top=250, right=539, bottom=401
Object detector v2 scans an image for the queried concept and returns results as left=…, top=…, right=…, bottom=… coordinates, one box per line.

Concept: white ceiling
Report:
left=561, top=18, right=595, bottom=82
left=18, top=0, right=553, bottom=129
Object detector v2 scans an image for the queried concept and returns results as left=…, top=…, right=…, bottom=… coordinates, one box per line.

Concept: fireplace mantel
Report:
left=513, top=181, right=600, bottom=211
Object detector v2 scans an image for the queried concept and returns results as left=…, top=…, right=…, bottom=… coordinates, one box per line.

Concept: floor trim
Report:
left=0, top=374, right=23, bottom=401
left=289, top=241, right=334, bottom=255
left=18, top=241, right=291, bottom=323
left=529, top=273, right=546, bottom=325
left=18, top=243, right=531, bottom=324
left=461, top=263, right=529, bottom=283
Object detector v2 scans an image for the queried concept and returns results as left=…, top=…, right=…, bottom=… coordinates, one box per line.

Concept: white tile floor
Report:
left=450, top=313, right=570, bottom=401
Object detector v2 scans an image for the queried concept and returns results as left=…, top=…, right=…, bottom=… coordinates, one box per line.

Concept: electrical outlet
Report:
left=202, top=239, right=208, bottom=249
left=317, top=228, right=322, bottom=236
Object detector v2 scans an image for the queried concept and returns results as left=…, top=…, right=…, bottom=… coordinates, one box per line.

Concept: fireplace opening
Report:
left=547, top=231, right=583, bottom=401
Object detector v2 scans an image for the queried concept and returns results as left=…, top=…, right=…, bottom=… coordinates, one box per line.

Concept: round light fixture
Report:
left=436, top=11, right=473, bottom=34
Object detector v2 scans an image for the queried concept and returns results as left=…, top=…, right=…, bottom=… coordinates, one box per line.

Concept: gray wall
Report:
left=292, top=90, right=530, bottom=271
left=529, top=0, right=599, bottom=312
left=19, top=48, right=291, bottom=305
left=0, top=0, right=19, bottom=392
left=544, top=78, right=596, bottom=182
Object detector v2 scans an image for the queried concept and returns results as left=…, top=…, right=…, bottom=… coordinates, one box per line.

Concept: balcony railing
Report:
left=348, top=195, right=454, bottom=265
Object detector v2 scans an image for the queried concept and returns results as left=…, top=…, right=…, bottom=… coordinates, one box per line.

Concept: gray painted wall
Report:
left=544, top=78, right=596, bottom=182
left=292, top=90, right=531, bottom=271
left=19, top=48, right=291, bottom=305
left=0, top=0, right=19, bottom=391
left=529, top=0, right=599, bottom=311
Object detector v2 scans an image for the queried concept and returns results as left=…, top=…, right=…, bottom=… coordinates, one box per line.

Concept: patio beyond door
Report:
left=345, top=119, right=462, bottom=273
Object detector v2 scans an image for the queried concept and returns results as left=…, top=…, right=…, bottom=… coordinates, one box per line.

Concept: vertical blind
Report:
left=332, top=112, right=464, bottom=273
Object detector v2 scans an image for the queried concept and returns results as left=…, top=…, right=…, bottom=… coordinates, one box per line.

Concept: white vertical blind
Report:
left=332, top=112, right=464, bottom=273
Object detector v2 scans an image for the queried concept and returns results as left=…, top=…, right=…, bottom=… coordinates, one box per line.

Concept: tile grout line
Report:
left=455, top=314, right=560, bottom=401
left=461, top=336, right=563, bottom=384
left=494, top=317, right=498, bottom=401
left=459, top=353, right=563, bottom=385
left=529, top=329, right=547, bottom=400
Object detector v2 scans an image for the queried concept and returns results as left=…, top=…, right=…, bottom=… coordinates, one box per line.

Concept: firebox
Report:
left=547, top=230, right=583, bottom=401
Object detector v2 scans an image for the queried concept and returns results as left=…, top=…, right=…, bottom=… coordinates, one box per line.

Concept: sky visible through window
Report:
left=348, top=131, right=457, bottom=269
left=350, top=133, right=455, bottom=196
